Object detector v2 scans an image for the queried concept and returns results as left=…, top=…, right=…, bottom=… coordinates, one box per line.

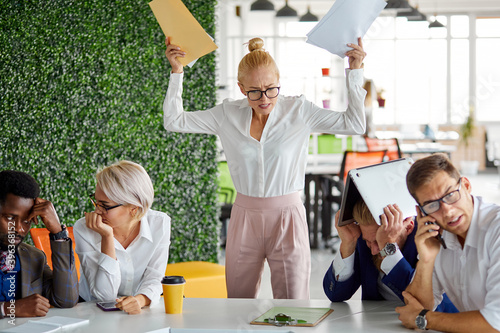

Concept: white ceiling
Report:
left=236, top=0, right=500, bottom=16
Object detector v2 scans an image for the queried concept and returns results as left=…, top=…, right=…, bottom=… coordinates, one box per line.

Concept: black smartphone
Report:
left=420, top=207, right=447, bottom=249
left=96, top=301, right=120, bottom=312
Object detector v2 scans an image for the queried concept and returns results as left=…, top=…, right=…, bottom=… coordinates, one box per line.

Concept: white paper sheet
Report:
left=306, top=0, right=387, bottom=58
left=0, top=316, right=89, bottom=333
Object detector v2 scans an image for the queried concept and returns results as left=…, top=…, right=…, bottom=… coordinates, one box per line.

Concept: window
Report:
left=216, top=4, right=500, bottom=126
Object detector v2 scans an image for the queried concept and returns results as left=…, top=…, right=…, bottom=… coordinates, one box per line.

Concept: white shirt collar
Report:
left=137, top=211, right=153, bottom=243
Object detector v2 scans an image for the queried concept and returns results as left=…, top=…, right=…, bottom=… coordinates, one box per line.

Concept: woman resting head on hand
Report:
left=74, top=160, right=171, bottom=314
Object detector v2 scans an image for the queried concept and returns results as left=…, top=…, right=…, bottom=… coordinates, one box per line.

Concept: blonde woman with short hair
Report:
left=163, top=36, right=367, bottom=299
left=74, top=160, right=171, bottom=314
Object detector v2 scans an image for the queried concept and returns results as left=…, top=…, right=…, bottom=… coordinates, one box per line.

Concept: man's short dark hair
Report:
left=406, top=153, right=460, bottom=202
left=0, top=170, right=40, bottom=204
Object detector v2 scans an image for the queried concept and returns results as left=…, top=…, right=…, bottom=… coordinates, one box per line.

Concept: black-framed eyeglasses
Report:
left=245, top=87, right=280, bottom=101
left=89, top=193, right=122, bottom=212
left=419, top=178, right=462, bottom=215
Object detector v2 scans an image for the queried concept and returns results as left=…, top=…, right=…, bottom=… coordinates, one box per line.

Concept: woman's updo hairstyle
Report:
left=238, top=37, right=280, bottom=83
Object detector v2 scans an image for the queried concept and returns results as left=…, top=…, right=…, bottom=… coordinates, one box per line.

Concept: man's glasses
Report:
left=246, top=87, right=280, bottom=101
left=89, top=193, right=122, bottom=212
left=419, top=178, right=462, bottom=215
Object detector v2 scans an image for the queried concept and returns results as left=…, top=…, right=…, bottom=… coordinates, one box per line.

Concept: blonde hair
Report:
left=237, top=37, right=280, bottom=83
left=352, top=199, right=377, bottom=227
left=96, top=160, right=154, bottom=220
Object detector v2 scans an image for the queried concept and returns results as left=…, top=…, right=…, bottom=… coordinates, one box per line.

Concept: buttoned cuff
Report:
left=345, top=68, right=364, bottom=85
left=169, top=71, right=184, bottom=81
left=380, top=250, right=404, bottom=275
left=332, top=250, right=355, bottom=282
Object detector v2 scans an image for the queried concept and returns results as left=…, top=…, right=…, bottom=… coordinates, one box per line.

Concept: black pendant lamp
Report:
left=299, top=6, right=318, bottom=22
left=250, top=0, right=275, bottom=11
left=276, top=0, right=297, bottom=17
left=428, top=1, right=445, bottom=28
left=429, top=18, right=445, bottom=28
left=385, top=0, right=413, bottom=12
left=397, top=6, right=424, bottom=20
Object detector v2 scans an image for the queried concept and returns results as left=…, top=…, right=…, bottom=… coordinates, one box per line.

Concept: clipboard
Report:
left=148, top=0, right=218, bottom=66
left=338, top=158, right=416, bottom=226
left=250, top=307, right=333, bottom=327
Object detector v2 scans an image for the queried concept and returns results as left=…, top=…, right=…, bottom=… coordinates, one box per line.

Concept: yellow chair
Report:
left=30, top=227, right=81, bottom=280
left=165, top=261, right=227, bottom=298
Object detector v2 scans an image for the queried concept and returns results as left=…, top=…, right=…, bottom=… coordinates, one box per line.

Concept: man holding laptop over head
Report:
left=395, top=153, right=500, bottom=332
left=323, top=201, right=420, bottom=302
left=323, top=158, right=457, bottom=312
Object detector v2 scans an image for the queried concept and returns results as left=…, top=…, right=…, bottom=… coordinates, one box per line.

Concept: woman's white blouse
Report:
left=74, top=210, right=171, bottom=304
left=163, top=69, right=366, bottom=198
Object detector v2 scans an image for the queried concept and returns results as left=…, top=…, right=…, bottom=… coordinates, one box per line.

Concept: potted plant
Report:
left=376, top=88, right=386, bottom=107
left=459, top=106, right=479, bottom=175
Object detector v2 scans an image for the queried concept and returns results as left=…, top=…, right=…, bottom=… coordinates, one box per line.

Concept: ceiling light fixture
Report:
left=299, top=5, right=318, bottom=22
left=276, top=0, right=297, bottom=17
left=250, top=0, right=275, bottom=11
left=384, top=0, right=412, bottom=12
left=428, top=1, right=445, bottom=28
left=429, top=19, right=445, bottom=28
left=396, top=6, right=425, bottom=20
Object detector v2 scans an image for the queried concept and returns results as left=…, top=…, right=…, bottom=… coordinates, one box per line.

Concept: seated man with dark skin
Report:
left=0, top=170, right=78, bottom=320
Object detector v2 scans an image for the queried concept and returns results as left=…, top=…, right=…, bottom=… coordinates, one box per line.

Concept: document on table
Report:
left=146, top=329, right=292, bottom=333
left=306, top=0, right=387, bottom=58
left=0, top=316, right=89, bottom=332
left=168, top=328, right=293, bottom=333
left=149, top=0, right=218, bottom=67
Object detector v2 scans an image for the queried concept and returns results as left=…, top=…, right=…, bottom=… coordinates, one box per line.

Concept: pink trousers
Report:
left=225, top=192, right=311, bottom=299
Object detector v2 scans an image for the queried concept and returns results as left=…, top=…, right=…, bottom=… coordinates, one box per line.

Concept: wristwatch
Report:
left=415, top=309, right=429, bottom=330
left=379, top=242, right=398, bottom=257
left=49, top=224, right=70, bottom=241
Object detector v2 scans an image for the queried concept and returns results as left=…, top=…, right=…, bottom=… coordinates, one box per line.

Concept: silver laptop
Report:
left=338, top=158, right=416, bottom=226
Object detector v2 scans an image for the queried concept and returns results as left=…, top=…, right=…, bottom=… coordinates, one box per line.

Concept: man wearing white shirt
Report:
left=396, top=154, right=500, bottom=332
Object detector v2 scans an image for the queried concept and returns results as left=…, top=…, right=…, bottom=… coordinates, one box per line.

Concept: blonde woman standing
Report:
left=163, top=37, right=366, bottom=299
left=74, top=160, right=171, bottom=314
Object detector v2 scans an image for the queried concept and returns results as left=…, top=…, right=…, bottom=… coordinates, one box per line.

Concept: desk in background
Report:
left=400, top=143, right=456, bottom=159
left=0, top=299, right=437, bottom=332
left=305, top=159, right=341, bottom=249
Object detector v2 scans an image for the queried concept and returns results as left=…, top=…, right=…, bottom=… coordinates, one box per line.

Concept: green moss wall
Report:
left=0, top=0, right=219, bottom=263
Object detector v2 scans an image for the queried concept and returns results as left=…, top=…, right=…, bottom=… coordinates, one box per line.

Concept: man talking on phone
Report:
left=0, top=170, right=79, bottom=319
left=396, top=154, right=500, bottom=332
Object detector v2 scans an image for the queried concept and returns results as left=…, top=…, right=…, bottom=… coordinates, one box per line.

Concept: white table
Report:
left=0, top=298, right=437, bottom=332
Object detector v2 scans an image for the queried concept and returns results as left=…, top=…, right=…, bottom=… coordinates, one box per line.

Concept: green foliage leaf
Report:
left=0, top=0, right=219, bottom=263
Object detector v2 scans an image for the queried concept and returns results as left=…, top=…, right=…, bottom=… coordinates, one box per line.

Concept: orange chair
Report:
left=339, top=150, right=388, bottom=182
left=364, top=137, right=402, bottom=161
left=30, top=227, right=81, bottom=280
left=321, top=150, right=387, bottom=245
